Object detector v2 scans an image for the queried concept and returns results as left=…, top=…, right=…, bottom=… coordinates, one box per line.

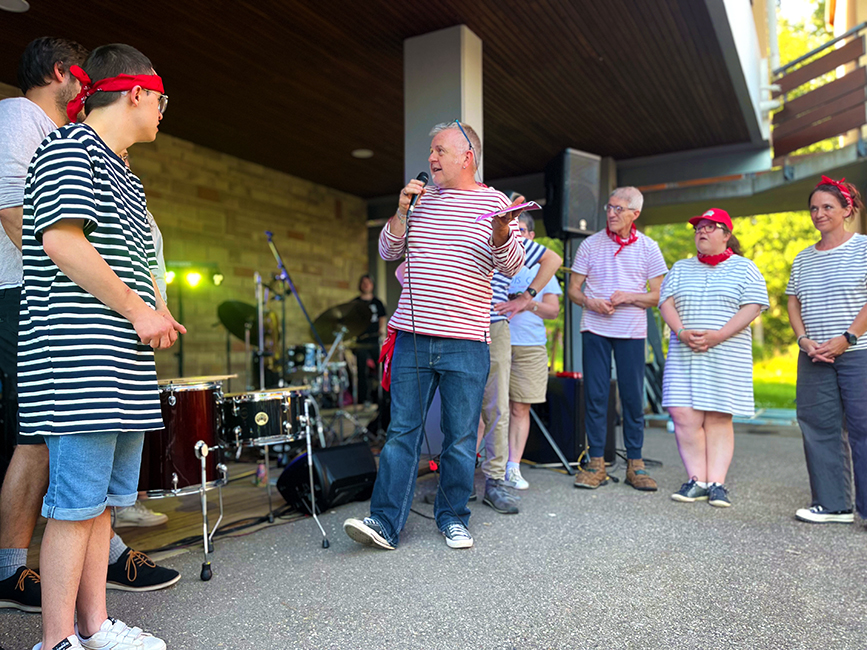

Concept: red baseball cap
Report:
left=689, top=208, right=733, bottom=231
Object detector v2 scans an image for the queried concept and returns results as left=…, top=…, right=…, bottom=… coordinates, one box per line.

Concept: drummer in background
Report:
left=352, top=274, right=387, bottom=406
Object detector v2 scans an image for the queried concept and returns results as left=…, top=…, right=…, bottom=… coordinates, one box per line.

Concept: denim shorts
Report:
left=42, top=432, right=144, bottom=521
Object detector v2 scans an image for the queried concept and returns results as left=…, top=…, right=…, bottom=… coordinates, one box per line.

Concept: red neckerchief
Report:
left=379, top=327, right=397, bottom=391
left=606, top=224, right=638, bottom=256
left=697, top=248, right=734, bottom=266
left=816, top=175, right=852, bottom=206
left=67, top=65, right=164, bottom=123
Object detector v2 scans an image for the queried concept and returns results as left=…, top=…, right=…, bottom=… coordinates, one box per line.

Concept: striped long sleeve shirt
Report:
left=379, top=185, right=524, bottom=342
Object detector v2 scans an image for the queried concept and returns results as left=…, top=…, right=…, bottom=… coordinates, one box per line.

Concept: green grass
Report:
left=753, top=346, right=797, bottom=409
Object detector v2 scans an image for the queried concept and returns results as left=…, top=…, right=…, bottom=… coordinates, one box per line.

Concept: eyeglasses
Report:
left=604, top=203, right=633, bottom=215
left=693, top=222, right=724, bottom=234
left=451, top=119, right=474, bottom=153
left=518, top=226, right=529, bottom=234
left=145, top=90, right=169, bottom=115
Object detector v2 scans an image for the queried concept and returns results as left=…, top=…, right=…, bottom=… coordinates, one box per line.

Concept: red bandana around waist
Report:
left=67, top=65, right=164, bottom=123
left=606, top=225, right=638, bottom=256
left=697, top=248, right=734, bottom=266
left=379, top=327, right=397, bottom=391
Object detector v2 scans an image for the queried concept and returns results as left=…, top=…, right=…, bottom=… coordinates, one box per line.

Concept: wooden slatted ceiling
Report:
left=0, top=0, right=750, bottom=198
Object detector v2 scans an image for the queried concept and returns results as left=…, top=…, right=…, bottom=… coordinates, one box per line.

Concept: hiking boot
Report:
left=422, top=485, right=477, bottom=505
left=795, top=505, right=854, bottom=524
left=106, top=548, right=181, bottom=592
left=441, top=522, right=473, bottom=549
left=0, top=566, right=41, bottom=613
left=671, top=478, right=709, bottom=503
left=77, top=617, right=165, bottom=650
left=343, top=517, right=395, bottom=549
left=482, top=478, right=519, bottom=514
left=574, top=456, right=609, bottom=489
left=504, top=466, right=529, bottom=490
left=708, top=484, right=732, bottom=508
left=625, top=459, right=657, bottom=491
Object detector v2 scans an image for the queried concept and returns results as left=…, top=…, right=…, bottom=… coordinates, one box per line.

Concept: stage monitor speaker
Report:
left=277, top=442, right=377, bottom=515
left=523, top=376, right=616, bottom=465
left=543, top=148, right=602, bottom=239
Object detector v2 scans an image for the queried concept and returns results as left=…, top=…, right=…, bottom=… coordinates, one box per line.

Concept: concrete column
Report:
left=404, top=26, right=484, bottom=184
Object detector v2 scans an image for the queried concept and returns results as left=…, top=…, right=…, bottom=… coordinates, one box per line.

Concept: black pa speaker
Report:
left=277, top=442, right=377, bottom=514
left=523, top=376, right=617, bottom=464
left=543, top=148, right=602, bottom=238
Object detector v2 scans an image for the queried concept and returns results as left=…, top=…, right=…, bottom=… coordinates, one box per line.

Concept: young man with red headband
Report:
left=20, top=43, right=183, bottom=650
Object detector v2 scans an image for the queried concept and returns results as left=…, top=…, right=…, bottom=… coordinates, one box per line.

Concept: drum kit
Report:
left=140, top=376, right=330, bottom=582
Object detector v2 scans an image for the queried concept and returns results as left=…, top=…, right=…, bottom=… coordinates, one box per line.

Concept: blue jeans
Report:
left=370, top=331, right=489, bottom=546
left=583, top=332, right=646, bottom=459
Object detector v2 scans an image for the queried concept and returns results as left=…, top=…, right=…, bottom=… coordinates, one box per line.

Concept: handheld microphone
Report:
left=407, top=172, right=429, bottom=216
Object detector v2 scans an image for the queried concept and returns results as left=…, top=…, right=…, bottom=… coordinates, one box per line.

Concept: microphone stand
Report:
left=265, top=231, right=328, bottom=355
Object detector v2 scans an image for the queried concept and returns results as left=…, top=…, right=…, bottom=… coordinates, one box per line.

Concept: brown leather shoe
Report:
left=625, top=458, right=658, bottom=491
left=574, top=456, right=609, bottom=489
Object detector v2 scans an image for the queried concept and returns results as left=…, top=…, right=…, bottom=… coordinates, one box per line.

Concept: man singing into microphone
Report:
left=344, top=120, right=524, bottom=550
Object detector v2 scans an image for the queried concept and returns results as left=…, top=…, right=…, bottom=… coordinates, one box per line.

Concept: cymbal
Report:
left=158, top=374, right=238, bottom=386
left=217, top=301, right=275, bottom=346
left=312, top=300, right=370, bottom=344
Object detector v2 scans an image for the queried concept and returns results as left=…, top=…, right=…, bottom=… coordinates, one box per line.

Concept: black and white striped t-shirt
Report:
left=786, top=233, right=867, bottom=353
left=18, top=123, right=163, bottom=436
left=490, top=239, right=546, bottom=324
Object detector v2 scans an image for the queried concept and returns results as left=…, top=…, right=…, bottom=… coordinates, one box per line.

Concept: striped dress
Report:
left=660, top=255, right=769, bottom=417
left=379, top=185, right=524, bottom=342
left=785, top=234, right=867, bottom=353
left=18, top=123, right=163, bottom=436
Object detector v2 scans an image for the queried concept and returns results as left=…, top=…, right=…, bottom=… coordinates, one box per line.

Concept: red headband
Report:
left=66, top=65, right=164, bottom=123
left=815, top=175, right=852, bottom=207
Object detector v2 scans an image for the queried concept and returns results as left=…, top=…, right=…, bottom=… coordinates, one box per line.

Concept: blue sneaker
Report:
left=708, top=484, right=732, bottom=508
left=670, top=478, right=709, bottom=503
left=343, top=517, right=395, bottom=549
left=441, top=522, right=473, bottom=549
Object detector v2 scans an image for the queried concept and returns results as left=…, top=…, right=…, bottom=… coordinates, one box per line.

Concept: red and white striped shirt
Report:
left=380, top=186, right=524, bottom=342
left=571, top=229, right=668, bottom=339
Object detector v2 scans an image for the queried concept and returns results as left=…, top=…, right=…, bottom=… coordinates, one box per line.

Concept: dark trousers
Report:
left=583, top=331, right=646, bottom=460
left=796, top=349, right=867, bottom=518
left=355, top=339, right=380, bottom=404
left=0, top=288, right=19, bottom=465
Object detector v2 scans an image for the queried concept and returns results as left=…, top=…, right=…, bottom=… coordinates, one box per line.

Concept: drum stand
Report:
left=320, top=328, right=368, bottom=443
left=196, top=440, right=227, bottom=581
left=301, top=396, right=330, bottom=548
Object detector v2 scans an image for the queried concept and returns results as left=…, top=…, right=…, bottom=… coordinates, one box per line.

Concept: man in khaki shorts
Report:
left=504, top=214, right=562, bottom=489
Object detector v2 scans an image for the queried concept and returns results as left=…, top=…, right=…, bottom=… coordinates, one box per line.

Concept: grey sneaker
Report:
left=671, top=478, right=709, bottom=503
left=708, top=484, right=732, bottom=508
left=343, top=517, right=395, bottom=549
left=441, top=522, right=473, bottom=549
left=483, top=478, right=519, bottom=514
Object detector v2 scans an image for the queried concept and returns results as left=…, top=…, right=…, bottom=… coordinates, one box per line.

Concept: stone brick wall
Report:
left=0, top=82, right=369, bottom=392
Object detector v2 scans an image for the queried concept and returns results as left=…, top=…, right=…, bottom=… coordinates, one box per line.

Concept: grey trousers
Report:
left=796, top=349, right=867, bottom=517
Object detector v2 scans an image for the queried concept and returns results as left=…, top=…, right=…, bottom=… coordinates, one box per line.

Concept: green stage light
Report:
left=165, top=270, right=176, bottom=285
left=212, top=273, right=224, bottom=286
left=185, top=271, right=202, bottom=288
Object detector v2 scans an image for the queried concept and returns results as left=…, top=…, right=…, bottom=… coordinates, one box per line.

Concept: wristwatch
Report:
left=526, top=287, right=537, bottom=298
left=843, top=331, right=858, bottom=346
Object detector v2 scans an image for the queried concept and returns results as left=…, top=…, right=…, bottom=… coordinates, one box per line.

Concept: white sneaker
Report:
left=795, top=505, right=854, bottom=524
left=77, top=618, right=166, bottom=650
left=114, top=501, right=168, bottom=528
left=32, top=635, right=83, bottom=650
left=505, top=466, right=529, bottom=490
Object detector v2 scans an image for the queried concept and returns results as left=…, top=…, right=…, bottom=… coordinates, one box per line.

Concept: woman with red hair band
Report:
left=787, top=177, right=867, bottom=526
left=659, top=209, right=769, bottom=508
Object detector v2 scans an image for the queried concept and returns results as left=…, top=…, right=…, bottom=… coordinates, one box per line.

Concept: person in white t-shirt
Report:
left=568, top=187, right=668, bottom=491
left=503, top=214, right=562, bottom=490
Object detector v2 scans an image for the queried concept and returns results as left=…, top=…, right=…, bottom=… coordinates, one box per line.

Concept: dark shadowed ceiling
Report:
left=0, top=0, right=751, bottom=197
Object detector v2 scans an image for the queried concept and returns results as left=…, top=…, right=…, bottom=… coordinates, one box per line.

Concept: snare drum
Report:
left=222, top=389, right=304, bottom=446
left=139, top=380, right=227, bottom=497
left=286, top=344, right=322, bottom=375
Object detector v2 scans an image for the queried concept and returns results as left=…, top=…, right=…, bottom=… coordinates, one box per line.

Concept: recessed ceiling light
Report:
left=0, top=0, right=30, bottom=12
left=351, top=149, right=374, bottom=159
